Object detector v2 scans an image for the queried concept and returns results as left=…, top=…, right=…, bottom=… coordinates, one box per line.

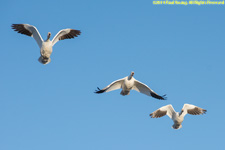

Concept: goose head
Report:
left=46, top=32, right=51, bottom=41
left=128, top=71, right=134, bottom=80
left=179, top=109, right=184, bottom=116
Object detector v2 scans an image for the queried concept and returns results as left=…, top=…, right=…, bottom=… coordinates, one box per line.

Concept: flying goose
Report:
left=150, top=104, right=207, bottom=129
left=95, top=72, right=166, bottom=100
left=12, top=24, right=81, bottom=64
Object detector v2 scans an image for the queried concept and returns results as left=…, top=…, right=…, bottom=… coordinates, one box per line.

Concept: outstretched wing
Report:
left=180, top=104, right=207, bottom=117
left=133, top=79, right=166, bottom=100
left=95, top=78, right=125, bottom=94
left=51, top=29, right=81, bottom=46
left=12, top=24, right=43, bottom=48
left=150, top=104, right=175, bottom=119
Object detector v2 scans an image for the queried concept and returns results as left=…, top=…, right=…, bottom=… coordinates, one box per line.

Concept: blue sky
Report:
left=0, top=0, right=225, bottom=150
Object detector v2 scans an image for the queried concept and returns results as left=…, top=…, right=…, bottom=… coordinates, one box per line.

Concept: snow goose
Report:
left=95, top=72, right=166, bottom=100
left=11, top=24, right=81, bottom=64
left=150, top=104, right=207, bottom=129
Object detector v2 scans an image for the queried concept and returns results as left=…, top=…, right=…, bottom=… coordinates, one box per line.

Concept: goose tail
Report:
left=120, top=90, right=130, bottom=96
left=38, top=56, right=51, bottom=65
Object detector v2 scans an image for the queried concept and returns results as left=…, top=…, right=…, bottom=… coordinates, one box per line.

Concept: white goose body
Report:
left=95, top=72, right=166, bottom=100
left=150, top=104, right=207, bottom=129
left=12, top=24, right=81, bottom=64
left=38, top=38, right=53, bottom=64
left=121, top=74, right=135, bottom=95
left=172, top=112, right=184, bottom=129
left=41, top=40, right=52, bottom=58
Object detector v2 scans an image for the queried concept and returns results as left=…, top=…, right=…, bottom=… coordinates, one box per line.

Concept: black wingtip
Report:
left=94, top=87, right=106, bottom=94
left=11, top=24, right=17, bottom=30
left=11, top=24, right=17, bottom=27
left=162, top=94, right=167, bottom=100
left=151, top=93, right=167, bottom=100
left=203, top=109, right=207, bottom=114
left=11, top=24, right=32, bottom=36
left=71, top=29, right=81, bottom=37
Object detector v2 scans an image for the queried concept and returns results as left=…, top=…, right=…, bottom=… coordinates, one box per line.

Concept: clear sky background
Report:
left=0, top=0, right=225, bottom=150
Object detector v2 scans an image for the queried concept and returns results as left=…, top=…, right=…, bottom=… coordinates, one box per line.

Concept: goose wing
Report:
left=95, top=78, right=125, bottom=94
left=180, top=104, right=207, bottom=117
left=12, top=24, right=43, bottom=48
left=133, top=79, right=166, bottom=100
left=51, top=29, right=81, bottom=46
left=150, top=104, right=175, bottom=119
